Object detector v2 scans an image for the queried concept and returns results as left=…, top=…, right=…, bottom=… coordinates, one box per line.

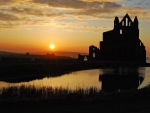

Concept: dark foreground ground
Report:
left=1, top=86, right=150, bottom=113
left=0, top=59, right=150, bottom=113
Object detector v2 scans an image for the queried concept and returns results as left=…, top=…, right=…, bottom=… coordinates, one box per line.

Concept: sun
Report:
left=49, top=44, right=55, bottom=50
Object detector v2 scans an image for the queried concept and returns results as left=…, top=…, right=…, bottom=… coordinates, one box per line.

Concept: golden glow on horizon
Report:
left=49, top=44, right=55, bottom=50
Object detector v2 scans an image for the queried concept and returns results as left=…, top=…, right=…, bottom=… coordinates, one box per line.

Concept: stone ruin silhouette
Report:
left=78, top=14, right=146, bottom=63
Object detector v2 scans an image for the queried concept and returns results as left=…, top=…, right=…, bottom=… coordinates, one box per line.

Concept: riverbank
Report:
left=0, top=59, right=149, bottom=82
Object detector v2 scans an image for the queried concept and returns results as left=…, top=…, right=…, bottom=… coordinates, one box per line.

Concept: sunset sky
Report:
left=0, top=0, right=150, bottom=56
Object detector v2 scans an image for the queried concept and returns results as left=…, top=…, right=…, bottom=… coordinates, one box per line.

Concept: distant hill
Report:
left=31, top=51, right=88, bottom=58
left=0, top=51, right=88, bottom=58
left=0, top=51, right=27, bottom=55
left=0, top=51, right=12, bottom=54
left=0, top=51, right=13, bottom=56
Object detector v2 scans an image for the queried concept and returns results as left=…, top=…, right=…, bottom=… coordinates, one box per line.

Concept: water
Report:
left=0, top=67, right=150, bottom=92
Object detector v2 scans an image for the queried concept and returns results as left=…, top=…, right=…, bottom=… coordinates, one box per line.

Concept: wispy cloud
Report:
left=32, top=0, right=121, bottom=10
left=0, top=0, right=149, bottom=30
left=0, top=12, right=20, bottom=21
left=0, top=0, right=30, bottom=6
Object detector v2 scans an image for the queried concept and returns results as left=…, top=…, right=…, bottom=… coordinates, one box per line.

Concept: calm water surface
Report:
left=0, top=67, right=150, bottom=92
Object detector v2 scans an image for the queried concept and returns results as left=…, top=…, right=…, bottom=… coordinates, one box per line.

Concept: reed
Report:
left=0, top=85, right=101, bottom=99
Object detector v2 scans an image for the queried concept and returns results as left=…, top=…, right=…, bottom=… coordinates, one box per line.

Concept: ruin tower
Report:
left=114, top=16, right=119, bottom=29
left=99, top=14, right=146, bottom=62
left=79, top=14, right=146, bottom=62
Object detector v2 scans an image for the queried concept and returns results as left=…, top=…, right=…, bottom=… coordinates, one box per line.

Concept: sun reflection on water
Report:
left=0, top=67, right=149, bottom=93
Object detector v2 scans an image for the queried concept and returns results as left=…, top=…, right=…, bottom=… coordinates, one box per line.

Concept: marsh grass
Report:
left=0, top=85, right=101, bottom=99
left=1, top=85, right=150, bottom=113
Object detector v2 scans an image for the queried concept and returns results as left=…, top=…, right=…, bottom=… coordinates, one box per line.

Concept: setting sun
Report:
left=49, top=44, right=55, bottom=50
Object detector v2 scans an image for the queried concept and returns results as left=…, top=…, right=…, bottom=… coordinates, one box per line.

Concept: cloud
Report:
left=32, top=0, right=87, bottom=9
left=0, top=0, right=149, bottom=30
left=29, top=0, right=127, bottom=21
left=82, top=0, right=120, bottom=2
left=31, top=0, right=122, bottom=19
left=0, top=12, right=20, bottom=21
left=0, top=0, right=149, bottom=18
left=0, top=0, right=30, bottom=6
left=0, top=0, right=122, bottom=21
left=122, top=7, right=150, bottom=18
left=50, top=19, right=113, bottom=33
left=0, top=0, right=14, bottom=5
left=10, top=6, right=45, bottom=17
left=74, top=2, right=121, bottom=16
left=32, top=0, right=121, bottom=10
left=134, top=0, right=150, bottom=5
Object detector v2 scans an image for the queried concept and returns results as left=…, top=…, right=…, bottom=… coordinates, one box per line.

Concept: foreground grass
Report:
left=0, top=85, right=100, bottom=99
left=0, top=85, right=150, bottom=113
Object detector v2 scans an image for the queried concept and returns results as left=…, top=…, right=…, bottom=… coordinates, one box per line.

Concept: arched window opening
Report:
left=120, top=29, right=122, bottom=34
left=122, top=21, right=124, bottom=26
left=126, top=18, right=128, bottom=26
left=93, top=53, right=96, bottom=58
left=84, top=56, right=88, bottom=61
left=129, top=22, right=131, bottom=26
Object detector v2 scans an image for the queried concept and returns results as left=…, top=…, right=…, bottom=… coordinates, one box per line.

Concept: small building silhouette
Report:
left=79, top=14, right=146, bottom=62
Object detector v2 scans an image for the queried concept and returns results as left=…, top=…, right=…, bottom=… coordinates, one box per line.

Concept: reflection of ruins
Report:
left=99, top=68, right=145, bottom=93
left=78, top=14, right=146, bottom=62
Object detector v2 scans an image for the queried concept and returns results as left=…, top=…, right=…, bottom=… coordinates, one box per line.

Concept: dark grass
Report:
left=1, top=85, right=150, bottom=113
left=0, top=85, right=101, bottom=99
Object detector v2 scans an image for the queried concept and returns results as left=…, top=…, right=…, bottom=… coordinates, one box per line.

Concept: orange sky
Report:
left=0, top=0, right=150, bottom=56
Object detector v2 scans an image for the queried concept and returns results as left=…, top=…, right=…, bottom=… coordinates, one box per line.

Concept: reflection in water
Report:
left=99, top=67, right=145, bottom=92
left=0, top=69, right=101, bottom=91
left=0, top=67, right=148, bottom=92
